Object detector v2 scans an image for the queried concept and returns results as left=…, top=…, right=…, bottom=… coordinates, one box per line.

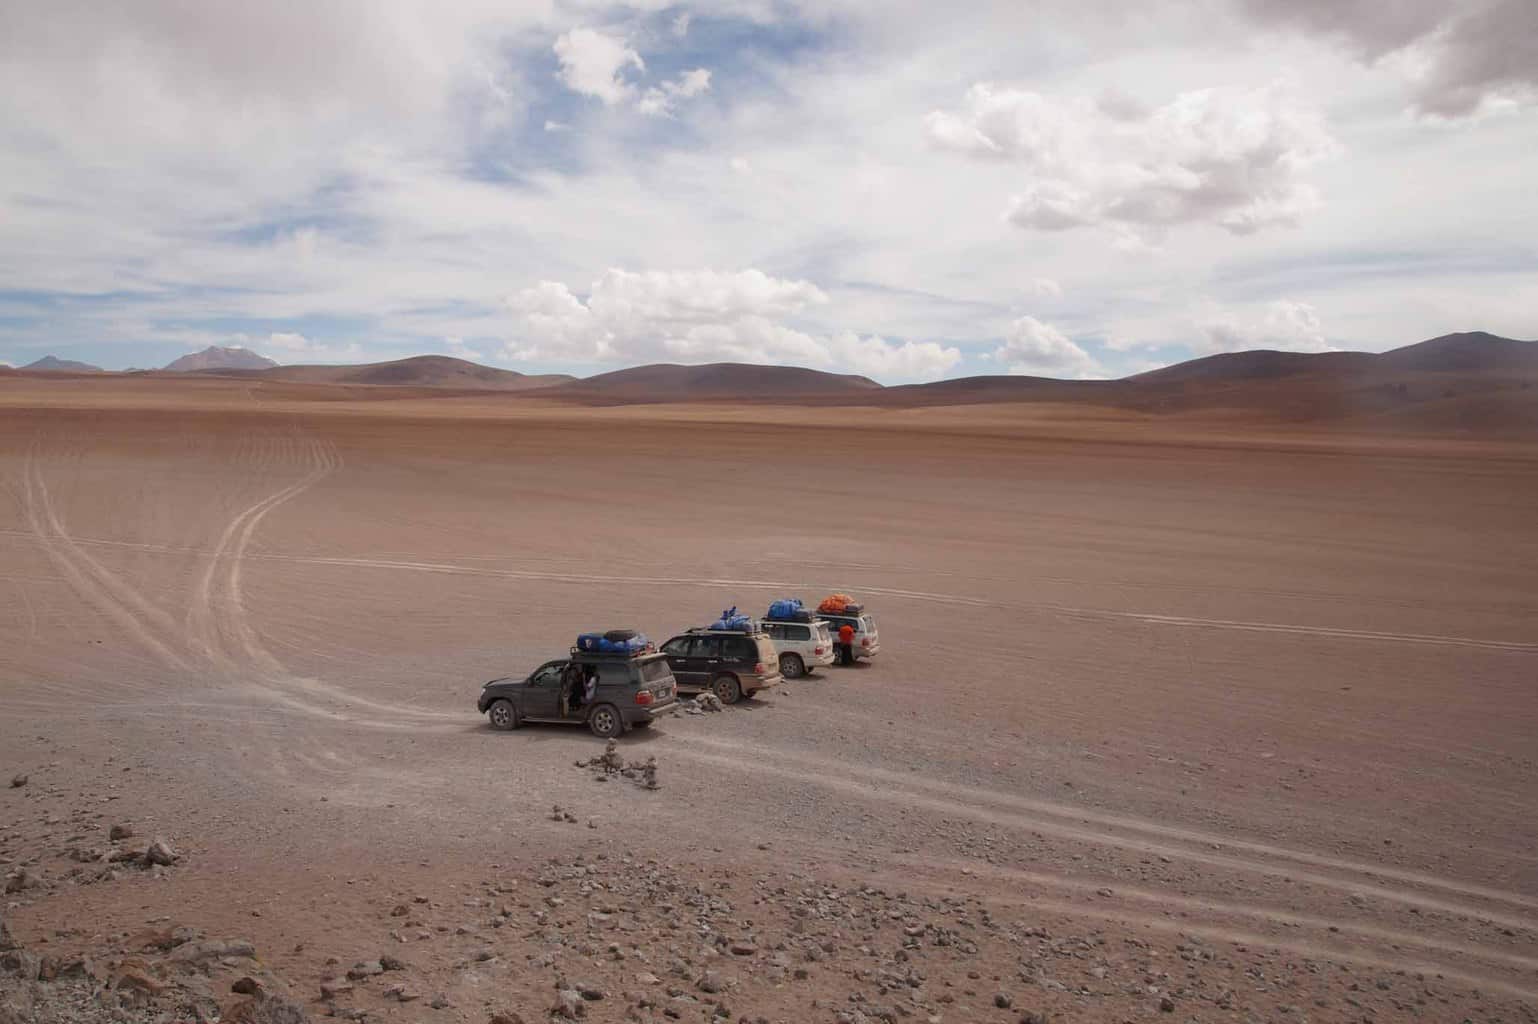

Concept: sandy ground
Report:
left=2, top=381, right=1537, bottom=1023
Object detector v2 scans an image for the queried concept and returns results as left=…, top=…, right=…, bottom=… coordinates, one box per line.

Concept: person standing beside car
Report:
left=838, top=622, right=855, bottom=666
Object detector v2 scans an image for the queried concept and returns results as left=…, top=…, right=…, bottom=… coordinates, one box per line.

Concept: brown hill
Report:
left=238, top=356, right=571, bottom=391
left=20, top=355, right=105, bottom=373
left=554, top=363, right=882, bottom=403
left=164, top=346, right=277, bottom=372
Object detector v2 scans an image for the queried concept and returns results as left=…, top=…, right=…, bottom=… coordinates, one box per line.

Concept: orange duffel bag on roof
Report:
left=818, top=593, right=855, bottom=614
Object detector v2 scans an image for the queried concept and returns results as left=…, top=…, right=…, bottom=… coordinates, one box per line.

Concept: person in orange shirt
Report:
left=837, top=622, right=855, bottom=666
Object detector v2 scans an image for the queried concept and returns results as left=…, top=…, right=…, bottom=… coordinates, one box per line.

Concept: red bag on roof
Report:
left=818, top=593, right=855, bottom=614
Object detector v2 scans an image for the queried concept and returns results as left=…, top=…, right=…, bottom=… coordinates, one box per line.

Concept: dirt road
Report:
left=2, top=387, right=1535, bottom=1022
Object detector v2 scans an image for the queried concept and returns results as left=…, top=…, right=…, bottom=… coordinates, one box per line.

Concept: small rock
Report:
left=224, top=992, right=311, bottom=1024
left=488, top=1014, right=527, bottom=1024
left=109, top=823, right=135, bottom=841
left=319, top=977, right=354, bottom=999
left=995, top=992, right=1013, bottom=1009
left=1159, top=996, right=1176, bottom=1013
left=551, top=989, right=586, bottom=1019
left=145, top=837, right=179, bottom=866
left=347, top=960, right=383, bottom=981
left=231, top=976, right=262, bottom=995
left=379, top=954, right=406, bottom=971
left=8, top=774, right=25, bottom=789
left=383, top=983, right=419, bottom=1002
left=576, top=982, right=605, bottom=1001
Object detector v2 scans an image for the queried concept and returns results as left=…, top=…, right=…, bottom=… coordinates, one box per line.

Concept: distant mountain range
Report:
left=4, top=333, right=1535, bottom=433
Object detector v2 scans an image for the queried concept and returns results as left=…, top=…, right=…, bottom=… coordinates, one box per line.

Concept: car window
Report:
left=816, top=623, right=832, bottom=643
left=661, top=636, right=690, bottom=656
left=639, top=659, right=672, bottom=683
left=722, top=636, right=754, bottom=661
left=530, top=662, right=564, bottom=686
left=596, top=663, right=630, bottom=687
left=789, top=624, right=811, bottom=641
left=694, top=635, right=722, bottom=658
left=861, top=615, right=876, bottom=631
left=762, top=623, right=782, bottom=640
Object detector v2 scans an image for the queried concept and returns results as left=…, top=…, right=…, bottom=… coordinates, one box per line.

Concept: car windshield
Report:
left=639, top=659, right=672, bottom=683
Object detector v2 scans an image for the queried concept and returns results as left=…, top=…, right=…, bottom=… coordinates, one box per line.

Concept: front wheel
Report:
left=487, top=699, right=517, bottom=731
left=711, top=675, right=742, bottom=705
left=779, top=653, right=805, bottom=679
left=588, top=703, right=623, bottom=739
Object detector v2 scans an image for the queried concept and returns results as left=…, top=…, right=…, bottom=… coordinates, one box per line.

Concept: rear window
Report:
left=861, top=615, right=876, bottom=631
left=722, top=637, right=756, bottom=661
left=788, top=624, right=811, bottom=641
left=816, top=623, right=832, bottom=643
left=756, top=636, right=777, bottom=662
left=640, top=659, right=672, bottom=683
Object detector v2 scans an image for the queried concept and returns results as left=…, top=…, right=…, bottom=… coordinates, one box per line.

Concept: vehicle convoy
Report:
left=816, top=593, right=881, bottom=662
left=761, top=598, right=835, bottom=678
left=660, top=609, right=782, bottom=704
left=478, top=630, right=678, bottom=738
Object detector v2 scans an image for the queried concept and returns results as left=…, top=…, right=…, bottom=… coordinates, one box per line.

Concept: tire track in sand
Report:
left=669, top=736, right=1538, bottom=930
left=20, top=448, right=192, bottom=672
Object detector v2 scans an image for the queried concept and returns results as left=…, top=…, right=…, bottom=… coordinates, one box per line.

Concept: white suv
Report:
left=761, top=619, right=836, bottom=678
left=818, top=610, right=881, bottom=661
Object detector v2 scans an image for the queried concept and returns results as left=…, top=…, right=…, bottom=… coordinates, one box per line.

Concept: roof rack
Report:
left=570, top=645, right=657, bottom=658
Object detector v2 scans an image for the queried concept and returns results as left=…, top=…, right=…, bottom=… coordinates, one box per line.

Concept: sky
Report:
left=0, top=0, right=1535, bottom=382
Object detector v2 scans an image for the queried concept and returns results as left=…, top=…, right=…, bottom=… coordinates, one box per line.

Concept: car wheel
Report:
left=711, top=674, right=742, bottom=705
left=779, top=653, right=805, bottom=679
left=487, top=699, right=517, bottom=731
left=588, top=703, right=623, bottom=739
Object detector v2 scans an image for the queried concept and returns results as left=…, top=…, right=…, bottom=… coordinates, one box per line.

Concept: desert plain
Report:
left=2, top=374, right=1536, bottom=1023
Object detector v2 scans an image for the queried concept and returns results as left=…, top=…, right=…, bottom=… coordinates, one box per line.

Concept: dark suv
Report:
left=478, top=650, right=678, bottom=738
left=659, top=628, right=782, bottom=704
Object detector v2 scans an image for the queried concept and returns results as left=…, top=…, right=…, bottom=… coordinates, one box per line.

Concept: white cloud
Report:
left=1026, top=277, right=1063, bottom=298
left=638, top=68, right=712, bottom=117
left=1238, top=0, right=1538, bottom=117
left=928, top=82, right=1337, bottom=242
left=505, top=268, right=959, bottom=381
left=1196, top=300, right=1333, bottom=354
left=553, top=27, right=644, bottom=106
left=440, top=337, right=485, bottom=362
left=672, top=13, right=692, bottom=38
left=994, top=317, right=1102, bottom=378
left=265, top=331, right=364, bottom=362
left=543, top=119, right=571, bottom=133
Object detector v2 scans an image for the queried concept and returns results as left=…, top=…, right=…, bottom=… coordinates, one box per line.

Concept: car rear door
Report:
left=662, top=636, right=700, bottom=687
left=693, top=634, right=723, bottom=683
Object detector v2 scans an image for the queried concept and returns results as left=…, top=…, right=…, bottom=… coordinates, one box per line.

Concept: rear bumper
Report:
left=856, top=642, right=880, bottom=659
left=627, top=700, right=679, bottom=723
left=747, top=673, right=783, bottom=692
left=807, top=651, right=837, bottom=668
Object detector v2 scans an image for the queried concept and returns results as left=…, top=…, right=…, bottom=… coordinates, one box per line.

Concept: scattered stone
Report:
left=382, top=983, right=419, bottom=1002
left=379, top=954, right=406, bottom=971
left=109, top=823, right=135, bottom=841
left=995, top=992, right=1013, bottom=1009
left=0, top=915, right=15, bottom=952
left=730, top=941, right=757, bottom=956
left=428, top=995, right=451, bottom=1009
left=319, top=978, right=354, bottom=999
left=346, top=960, right=383, bottom=980
left=551, top=988, right=586, bottom=1019
left=169, top=938, right=256, bottom=963
left=232, top=976, right=262, bottom=995
left=1159, top=995, right=1176, bottom=1013
left=9, top=773, right=26, bottom=788
left=225, top=992, right=312, bottom=1024
left=488, top=1014, right=527, bottom=1024
left=145, top=837, right=179, bottom=866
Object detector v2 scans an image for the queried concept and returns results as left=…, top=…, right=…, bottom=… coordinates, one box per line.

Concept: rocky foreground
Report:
left=5, top=778, right=1517, bottom=1024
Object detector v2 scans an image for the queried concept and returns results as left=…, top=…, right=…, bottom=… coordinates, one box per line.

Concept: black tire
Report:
left=711, top=674, right=742, bottom=705
left=588, top=703, right=623, bottom=739
left=779, top=653, right=805, bottom=679
left=487, top=699, right=517, bottom=731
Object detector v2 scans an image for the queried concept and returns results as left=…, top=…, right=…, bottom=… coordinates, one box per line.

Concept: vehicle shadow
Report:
left=475, top=719, right=671, bottom=745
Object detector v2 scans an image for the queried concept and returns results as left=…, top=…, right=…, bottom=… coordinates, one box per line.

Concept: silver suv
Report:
left=761, top=619, right=836, bottom=677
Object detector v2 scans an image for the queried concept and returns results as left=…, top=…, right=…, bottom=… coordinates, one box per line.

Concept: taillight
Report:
left=754, top=663, right=766, bottom=675
left=860, top=638, right=871, bottom=647
left=635, top=690, right=654, bottom=706
left=814, top=646, right=824, bottom=655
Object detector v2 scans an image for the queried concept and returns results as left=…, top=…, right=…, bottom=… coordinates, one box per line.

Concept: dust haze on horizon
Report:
left=2, top=1, right=1537, bottom=383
